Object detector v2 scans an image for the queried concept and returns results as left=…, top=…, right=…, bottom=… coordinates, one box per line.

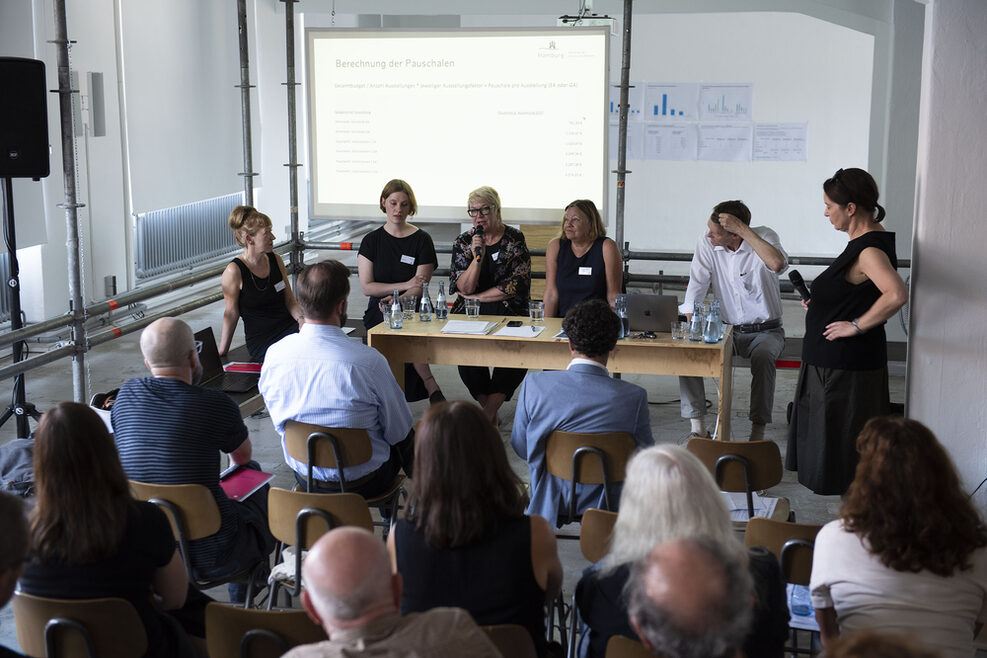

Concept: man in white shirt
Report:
left=680, top=200, right=788, bottom=441
left=259, top=260, right=414, bottom=497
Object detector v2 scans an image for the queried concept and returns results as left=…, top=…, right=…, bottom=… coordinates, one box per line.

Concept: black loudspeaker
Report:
left=0, top=57, right=50, bottom=179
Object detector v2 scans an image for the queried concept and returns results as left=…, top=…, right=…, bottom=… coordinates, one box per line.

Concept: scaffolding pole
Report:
left=613, top=0, right=633, bottom=253
left=236, top=0, right=256, bottom=205
left=282, top=0, right=303, bottom=277
left=52, top=0, right=86, bottom=402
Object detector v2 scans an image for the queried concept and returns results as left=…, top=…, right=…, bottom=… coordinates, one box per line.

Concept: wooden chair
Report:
left=205, top=603, right=325, bottom=658
left=13, top=592, right=147, bottom=658
left=544, top=430, right=637, bottom=526
left=567, top=509, right=618, bottom=657
left=605, top=634, right=653, bottom=657
left=266, top=486, right=374, bottom=608
left=129, top=480, right=267, bottom=607
left=685, top=437, right=791, bottom=526
left=744, top=517, right=823, bottom=656
left=481, top=624, right=538, bottom=658
left=283, top=421, right=405, bottom=532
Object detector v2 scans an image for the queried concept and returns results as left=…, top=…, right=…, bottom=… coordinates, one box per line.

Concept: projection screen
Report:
left=306, top=28, right=609, bottom=223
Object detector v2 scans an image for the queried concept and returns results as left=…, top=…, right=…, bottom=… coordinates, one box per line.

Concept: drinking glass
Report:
left=528, top=300, right=545, bottom=323
left=465, top=298, right=480, bottom=318
left=401, top=295, right=418, bottom=320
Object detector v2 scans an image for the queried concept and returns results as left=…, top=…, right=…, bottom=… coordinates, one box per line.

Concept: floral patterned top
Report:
left=449, top=225, right=531, bottom=316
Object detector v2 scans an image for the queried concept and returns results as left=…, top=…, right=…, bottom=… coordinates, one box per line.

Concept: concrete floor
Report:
left=0, top=271, right=905, bottom=652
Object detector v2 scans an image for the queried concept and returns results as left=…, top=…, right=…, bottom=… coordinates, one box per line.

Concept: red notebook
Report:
left=224, top=362, right=262, bottom=374
left=219, top=465, right=274, bottom=502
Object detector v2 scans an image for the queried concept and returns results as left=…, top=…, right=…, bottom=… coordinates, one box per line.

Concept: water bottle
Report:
left=689, top=302, right=705, bottom=341
left=389, top=288, right=403, bottom=329
left=434, top=282, right=448, bottom=320
left=790, top=584, right=813, bottom=617
left=713, top=300, right=725, bottom=340
left=615, top=294, right=629, bottom=339
left=703, top=300, right=722, bottom=343
left=419, top=282, right=433, bottom=322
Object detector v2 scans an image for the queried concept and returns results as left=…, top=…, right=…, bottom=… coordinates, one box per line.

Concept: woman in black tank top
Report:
left=220, top=206, right=301, bottom=361
left=786, top=168, right=908, bottom=495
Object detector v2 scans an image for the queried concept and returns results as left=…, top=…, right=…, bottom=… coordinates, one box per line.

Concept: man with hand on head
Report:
left=627, top=537, right=753, bottom=658
left=511, top=298, right=653, bottom=526
left=112, top=316, right=275, bottom=604
left=285, top=527, right=500, bottom=658
left=679, top=200, right=788, bottom=440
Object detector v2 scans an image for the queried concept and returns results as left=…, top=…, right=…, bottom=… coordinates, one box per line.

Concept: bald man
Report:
left=285, top=527, right=499, bottom=658
left=627, top=538, right=753, bottom=658
left=112, top=317, right=275, bottom=603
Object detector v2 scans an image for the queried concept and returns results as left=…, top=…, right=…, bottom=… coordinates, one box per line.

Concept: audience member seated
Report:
left=285, top=526, right=500, bottom=658
left=510, top=299, right=653, bottom=525
left=388, top=402, right=563, bottom=657
left=543, top=199, right=622, bottom=318
left=19, top=403, right=204, bottom=657
left=810, top=416, right=987, bottom=658
left=111, top=317, right=275, bottom=603
left=575, top=445, right=788, bottom=658
left=626, top=538, right=753, bottom=658
left=825, top=629, right=941, bottom=658
left=259, top=260, right=415, bottom=497
left=0, top=492, right=28, bottom=658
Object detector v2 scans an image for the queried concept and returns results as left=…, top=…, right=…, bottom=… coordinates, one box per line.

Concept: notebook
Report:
left=626, top=294, right=680, bottom=333
left=193, top=327, right=261, bottom=393
left=219, top=464, right=274, bottom=502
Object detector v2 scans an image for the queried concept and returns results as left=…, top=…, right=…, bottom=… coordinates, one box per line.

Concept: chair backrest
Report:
left=284, top=421, right=374, bottom=470
left=13, top=592, right=148, bottom=658
left=267, top=487, right=374, bottom=548
left=685, top=437, right=783, bottom=492
left=605, top=634, right=653, bottom=658
left=580, top=508, right=618, bottom=564
left=129, top=480, right=221, bottom=541
left=744, top=517, right=822, bottom=586
left=205, top=603, right=326, bottom=658
left=481, top=624, right=538, bottom=658
left=545, top=431, right=637, bottom=486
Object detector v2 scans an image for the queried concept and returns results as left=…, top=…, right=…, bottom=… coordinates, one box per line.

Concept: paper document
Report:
left=342, top=326, right=355, bottom=335
left=440, top=320, right=498, bottom=335
left=493, top=325, right=546, bottom=338
left=721, top=491, right=779, bottom=522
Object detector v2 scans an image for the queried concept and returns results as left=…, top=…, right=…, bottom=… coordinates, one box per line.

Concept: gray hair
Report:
left=626, top=537, right=753, bottom=658
left=603, top=445, right=736, bottom=571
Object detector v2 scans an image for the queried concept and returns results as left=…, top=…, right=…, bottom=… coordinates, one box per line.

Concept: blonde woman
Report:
left=220, top=206, right=302, bottom=361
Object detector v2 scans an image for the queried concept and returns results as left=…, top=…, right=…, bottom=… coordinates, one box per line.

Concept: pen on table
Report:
left=531, top=326, right=536, bottom=333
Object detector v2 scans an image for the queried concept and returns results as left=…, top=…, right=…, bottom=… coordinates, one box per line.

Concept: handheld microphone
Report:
left=474, top=224, right=484, bottom=261
left=789, top=270, right=811, bottom=302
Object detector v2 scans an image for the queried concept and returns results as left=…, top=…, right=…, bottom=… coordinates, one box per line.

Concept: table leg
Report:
left=714, top=333, right=734, bottom=441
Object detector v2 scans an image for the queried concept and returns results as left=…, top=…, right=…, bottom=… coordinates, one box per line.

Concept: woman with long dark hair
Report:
left=387, top=401, right=562, bottom=656
left=19, top=402, right=202, bottom=657
left=810, top=416, right=987, bottom=657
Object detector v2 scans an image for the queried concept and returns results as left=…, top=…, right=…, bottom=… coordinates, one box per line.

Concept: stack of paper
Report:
left=721, top=491, right=779, bottom=522
left=440, top=320, right=499, bottom=335
left=493, top=325, right=546, bottom=338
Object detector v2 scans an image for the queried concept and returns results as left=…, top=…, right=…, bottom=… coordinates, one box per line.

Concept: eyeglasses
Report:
left=467, top=206, right=493, bottom=218
left=194, top=340, right=203, bottom=354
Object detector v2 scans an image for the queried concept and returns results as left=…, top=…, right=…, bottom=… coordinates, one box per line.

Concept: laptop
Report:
left=626, top=294, right=680, bottom=333
left=193, top=327, right=260, bottom=394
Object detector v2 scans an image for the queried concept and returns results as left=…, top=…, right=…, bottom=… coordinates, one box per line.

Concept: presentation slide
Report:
left=306, top=28, right=609, bottom=223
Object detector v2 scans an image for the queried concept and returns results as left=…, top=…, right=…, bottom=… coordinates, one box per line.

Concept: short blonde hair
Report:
left=560, top=199, right=606, bottom=240
left=228, top=205, right=272, bottom=247
left=468, top=186, right=503, bottom=227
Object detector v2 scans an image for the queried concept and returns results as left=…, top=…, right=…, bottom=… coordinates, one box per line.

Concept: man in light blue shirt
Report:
left=259, top=260, right=414, bottom=497
left=511, top=299, right=653, bottom=526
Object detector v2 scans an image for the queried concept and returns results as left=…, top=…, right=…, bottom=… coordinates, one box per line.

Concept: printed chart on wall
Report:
left=609, top=80, right=808, bottom=163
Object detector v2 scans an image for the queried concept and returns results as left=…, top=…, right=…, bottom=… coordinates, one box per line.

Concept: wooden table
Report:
left=368, top=315, right=735, bottom=439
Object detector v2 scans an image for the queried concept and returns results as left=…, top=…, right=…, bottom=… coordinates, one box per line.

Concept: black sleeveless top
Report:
left=394, top=515, right=547, bottom=656
left=233, top=252, right=297, bottom=361
left=357, top=226, right=438, bottom=329
left=555, top=237, right=608, bottom=317
left=802, top=231, right=898, bottom=370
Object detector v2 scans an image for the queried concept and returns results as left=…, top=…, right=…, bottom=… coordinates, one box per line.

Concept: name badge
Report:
left=400, top=254, right=415, bottom=265
left=578, top=266, right=593, bottom=276
left=491, top=251, right=500, bottom=261
left=274, top=280, right=286, bottom=292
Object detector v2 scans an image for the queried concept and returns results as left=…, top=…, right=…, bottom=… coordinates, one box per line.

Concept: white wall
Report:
left=908, top=0, right=987, bottom=505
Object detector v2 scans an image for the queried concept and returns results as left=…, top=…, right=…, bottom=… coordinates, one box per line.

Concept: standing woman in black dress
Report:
left=219, top=206, right=302, bottom=361
left=543, top=199, right=622, bottom=318
left=786, top=168, right=908, bottom=495
left=357, top=179, right=444, bottom=403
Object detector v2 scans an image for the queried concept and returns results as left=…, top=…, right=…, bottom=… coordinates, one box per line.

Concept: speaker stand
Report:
left=0, top=177, right=42, bottom=437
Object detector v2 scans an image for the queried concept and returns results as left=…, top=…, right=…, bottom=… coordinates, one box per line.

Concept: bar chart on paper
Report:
left=644, top=83, right=699, bottom=121
left=699, top=83, right=753, bottom=121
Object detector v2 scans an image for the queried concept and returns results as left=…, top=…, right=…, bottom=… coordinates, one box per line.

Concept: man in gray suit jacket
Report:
left=511, top=299, right=654, bottom=526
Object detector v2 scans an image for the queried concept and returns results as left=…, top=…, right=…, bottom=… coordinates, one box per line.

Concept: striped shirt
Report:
left=259, top=323, right=413, bottom=482
left=111, top=377, right=248, bottom=574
